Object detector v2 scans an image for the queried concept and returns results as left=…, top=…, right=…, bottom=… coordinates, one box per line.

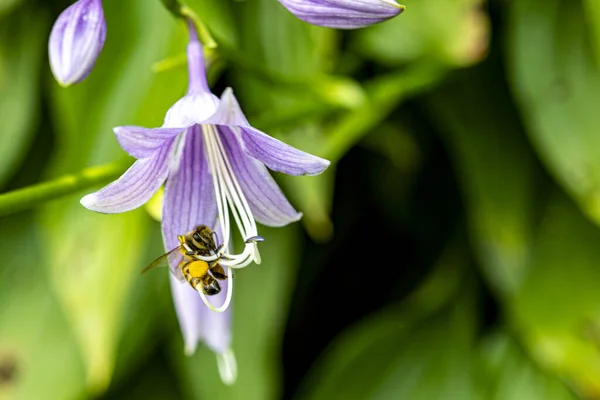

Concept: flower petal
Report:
left=208, top=88, right=330, bottom=176
left=163, top=93, right=220, bottom=129
left=169, top=275, right=208, bottom=355
left=48, top=0, right=106, bottom=86
left=218, top=126, right=302, bottom=227
left=240, top=127, right=330, bottom=176
left=163, top=131, right=228, bottom=355
left=168, top=275, right=232, bottom=355
left=80, top=141, right=174, bottom=213
left=205, top=88, right=250, bottom=126
left=114, top=126, right=185, bottom=159
left=277, top=0, right=404, bottom=29
left=200, top=278, right=232, bottom=353
left=162, top=126, right=218, bottom=352
left=162, top=126, right=218, bottom=252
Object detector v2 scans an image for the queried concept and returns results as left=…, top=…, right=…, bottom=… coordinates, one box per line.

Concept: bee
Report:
left=142, top=225, right=228, bottom=296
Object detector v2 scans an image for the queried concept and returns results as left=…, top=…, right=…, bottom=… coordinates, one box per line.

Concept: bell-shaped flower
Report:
left=49, top=0, right=106, bottom=86
left=80, top=20, right=329, bottom=383
left=278, top=0, right=405, bottom=29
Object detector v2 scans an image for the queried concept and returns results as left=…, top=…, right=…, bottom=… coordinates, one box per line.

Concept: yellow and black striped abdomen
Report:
left=181, top=260, right=221, bottom=295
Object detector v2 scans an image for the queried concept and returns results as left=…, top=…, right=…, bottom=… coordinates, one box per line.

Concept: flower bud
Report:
left=49, top=0, right=106, bottom=86
left=278, top=0, right=405, bottom=29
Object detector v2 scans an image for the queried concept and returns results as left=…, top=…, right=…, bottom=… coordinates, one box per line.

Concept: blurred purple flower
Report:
left=49, top=0, right=106, bottom=86
left=80, top=20, right=329, bottom=382
left=278, top=0, right=405, bottom=29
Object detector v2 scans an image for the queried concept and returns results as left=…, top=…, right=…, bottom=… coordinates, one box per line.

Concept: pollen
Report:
left=187, top=260, right=209, bottom=278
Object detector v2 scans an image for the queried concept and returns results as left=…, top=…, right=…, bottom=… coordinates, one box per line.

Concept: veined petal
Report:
left=200, top=278, right=232, bottom=354
left=209, top=89, right=330, bottom=176
left=80, top=141, right=174, bottom=213
left=114, top=126, right=185, bottom=159
left=48, top=0, right=106, bottom=86
left=240, top=127, right=330, bottom=176
left=169, top=275, right=232, bottom=355
left=163, top=93, right=220, bottom=129
left=205, top=88, right=250, bottom=127
left=162, top=126, right=218, bottom=252
left=169, top=275, right=207, bottom=355
left=278, top=0, right=404, bottom=29
left=163, top=129, right=225, bottom=354
left=218, top=126, right=302, bottom=227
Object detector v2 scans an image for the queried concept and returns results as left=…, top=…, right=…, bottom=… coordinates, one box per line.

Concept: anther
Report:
left=245, top=235, right=264, bottom=244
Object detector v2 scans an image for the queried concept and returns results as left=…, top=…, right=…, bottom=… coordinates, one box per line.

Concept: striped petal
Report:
left=114, top=126, right=185, bottom=159
left=209, top=89, right=330, bottom=176
left=162, top=126, right=224, bottom=354
left=48, top=0, right=106, bottom=86
left=80, top=140, right=174, bottom=213
left=240, top=126, right=330, bottom=176
left=277, top=0, right=404, bottom=29
left=218, top=125, right=302, bottom=227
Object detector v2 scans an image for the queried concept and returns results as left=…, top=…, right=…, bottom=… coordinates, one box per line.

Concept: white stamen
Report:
left=217, top=348, right=237, bottom=385
left=195, top=266, right=234, bottom=313
left=193, top=124, right=262, bottom=312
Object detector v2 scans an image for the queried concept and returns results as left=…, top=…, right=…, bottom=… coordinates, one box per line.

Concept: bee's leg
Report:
left=212, top=243, right=225, bottom=257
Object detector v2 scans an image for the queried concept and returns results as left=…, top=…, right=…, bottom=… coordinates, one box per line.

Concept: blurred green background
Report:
left=2, top=0, right=600, bottom=398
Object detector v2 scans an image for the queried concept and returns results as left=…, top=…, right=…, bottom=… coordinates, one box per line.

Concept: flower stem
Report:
left=160, top=0, right=183, bottom=17
left=159, top=0, right=217, bottom=48
left=0, top=160, right=130, bottom=217
left=181, top=6, right=217, bottom=49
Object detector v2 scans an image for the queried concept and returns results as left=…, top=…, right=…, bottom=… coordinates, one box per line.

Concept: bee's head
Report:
left=192, top=231, right=202, bottom=242
left=192, top=225, right=217, bottom=251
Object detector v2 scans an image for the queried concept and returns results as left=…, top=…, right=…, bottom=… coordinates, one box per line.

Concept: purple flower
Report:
left=278, top=0, right=405, bottom=29
left=80, top=20, right=329, bottom=382
left=49, top=0, right=106, bottom=86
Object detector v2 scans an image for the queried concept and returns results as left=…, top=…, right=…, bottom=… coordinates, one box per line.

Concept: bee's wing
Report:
left=141, top=246, right=186, bottom=282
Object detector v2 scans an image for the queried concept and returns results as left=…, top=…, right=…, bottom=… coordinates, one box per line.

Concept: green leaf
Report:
left=235, top=0, right=335, bottom=78
left=426, top=64, right=541, bottom=297
left=583, top=0, right=600, bottom=64
left=0, top=215, right=86, bottom=400
left=281, top=170, right=335, bottom=242
left=40, top=0, right=189, bottom=393
left=0, top=8, right=48, bottom=187
left=296, top=243, right=476, bottom=400
left=509, top=191, right=600, bottom=395
left=110, top=223, right=175, bottom=384
left=507, top=0, right=600, bottom=224
left=354, top=0, right=489, bottom=67
left=478, top=332, right=578, bottom=400
left=175, top=225, right=301, bottom=400
left=0, top=0, right=21, bottom=17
